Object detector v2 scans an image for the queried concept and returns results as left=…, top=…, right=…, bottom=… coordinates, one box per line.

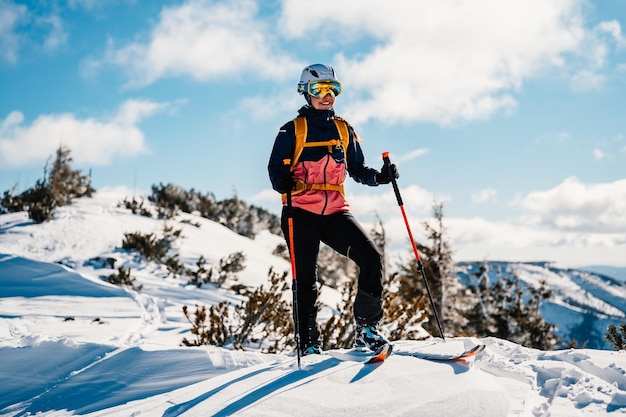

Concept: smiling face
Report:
left=310, top=93, right=335, bottom=110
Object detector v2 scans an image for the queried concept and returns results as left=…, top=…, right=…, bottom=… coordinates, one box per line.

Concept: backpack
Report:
left=290, top=116, right=350, bottom=170
left=286, top=115, right=351, bottom=196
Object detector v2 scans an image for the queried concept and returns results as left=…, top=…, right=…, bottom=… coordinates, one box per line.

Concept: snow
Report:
left=1, top=189, right=626, bottom=416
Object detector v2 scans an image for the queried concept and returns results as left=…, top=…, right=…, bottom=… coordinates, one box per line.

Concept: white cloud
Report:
left=355, top=176, right=626, bottom=266
left=472, top=188, right=497, bottom=204
left=596, top=20, right=626, bottom=49
left=38, top=14, right=68, bottom=53
left=0, top=99, right=170, bottom=168
left=280, top=0, right=587, bottom=124
left=349, top=190, right=626, bottom=266
left=393, top=149, right=429, bottom=164
left=0, top=1, right=68, bottom=63
left=0, top=0, right=28, bottom=63
left=250, top=188, right=281, bottom=207
left=90, top=0, right=300, bottom=88
left=566, top=19, right=626, bottom=91
left=570, top=69, right=605, bottom=91
left=515, top=177, right=626, bottom=233
left=592, top=148, right=605, bottom=160
left=348, top=184, right=437, bottom=219
left=237, top=92, right=301, bottom=122
left=83, top=1, right=623, bottom=126
left=448, top=217, right=552, bottom=251
left=446, top=216, right=626, bottom=266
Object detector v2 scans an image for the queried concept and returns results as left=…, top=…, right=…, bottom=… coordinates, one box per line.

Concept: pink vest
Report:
left=287, top=156, right=350, bottom=215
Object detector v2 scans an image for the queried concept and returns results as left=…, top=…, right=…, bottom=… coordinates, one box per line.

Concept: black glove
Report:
left=375, top=163, right=399, bottom=185
left=277, top=171, right=295, bottom=193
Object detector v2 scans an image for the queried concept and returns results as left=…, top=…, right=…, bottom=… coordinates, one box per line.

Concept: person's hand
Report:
left=375, top=163, right=399, bottom=185
left=277, top=171, right=295, bottom=193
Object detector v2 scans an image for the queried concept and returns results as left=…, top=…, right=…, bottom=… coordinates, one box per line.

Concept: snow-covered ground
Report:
left=1, top=189, right=625, bottom=416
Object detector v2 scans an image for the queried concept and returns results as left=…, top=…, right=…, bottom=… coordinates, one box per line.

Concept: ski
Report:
left=326, top=343, right=393, bottom=364
left=366, top=343, right=393, bottom=363
left=406, top=343, right=485, bottom=362
left=302, top=341, right=484, bottom=365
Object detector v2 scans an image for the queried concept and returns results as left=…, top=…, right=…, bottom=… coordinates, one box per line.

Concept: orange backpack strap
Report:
left=333, top=118, right=350, bottom=154
left=292, top=116, right=308, bottom=171
left=290, top=116, right=350, bottom=170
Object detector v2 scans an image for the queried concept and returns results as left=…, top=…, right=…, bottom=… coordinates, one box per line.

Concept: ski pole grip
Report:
left=381, top=152, right=403, bottom=206
left=382, top=151, right=391, bottom=166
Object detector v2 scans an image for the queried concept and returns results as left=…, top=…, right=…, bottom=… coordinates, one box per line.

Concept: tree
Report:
left=420, top=202, right=458, bottom=329
left=396, top=201, right=464, bottom=337
left=48, top=145, right=94, bottom=206
left=20, top=178, right=57, bottom=223
left=464, top=263, right=559, bottom=350
left=605, top=323, right=626, bottom=351
left=0, top=145, right=94, bottom=222
left=373, top=215, right=430, bottom=341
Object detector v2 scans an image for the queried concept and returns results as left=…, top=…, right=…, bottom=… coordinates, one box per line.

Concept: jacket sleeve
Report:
left=268, top=121, right=296, bottom=193
left=345, top=125, right=379, bottom=186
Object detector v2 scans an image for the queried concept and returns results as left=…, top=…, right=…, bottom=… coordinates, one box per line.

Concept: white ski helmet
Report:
left=297, top=64, right=342, bottom=102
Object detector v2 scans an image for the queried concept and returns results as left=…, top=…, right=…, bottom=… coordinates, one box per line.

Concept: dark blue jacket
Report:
left=268, top=105, right=379, bottom=215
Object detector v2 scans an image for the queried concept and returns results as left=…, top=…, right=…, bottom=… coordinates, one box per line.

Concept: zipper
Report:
left=320, top=155, right=330, bottom=215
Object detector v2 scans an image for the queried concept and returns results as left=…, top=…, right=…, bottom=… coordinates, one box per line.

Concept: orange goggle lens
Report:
left=299, top=80, right=342, bottom=98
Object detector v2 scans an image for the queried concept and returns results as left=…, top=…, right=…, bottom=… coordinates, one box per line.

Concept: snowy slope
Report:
left=1, top=255, right=625, bottom=416
left=1, top=189, right=626, bottom=416
left=580, top=266, right=626, bottom=283
left=0, top=187, right=290, bottom=290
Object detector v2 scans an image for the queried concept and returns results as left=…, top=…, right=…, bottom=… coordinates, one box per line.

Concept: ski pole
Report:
left=283, top=159, right=302, bottom=369
left=382, top=152, right=446, bottom=341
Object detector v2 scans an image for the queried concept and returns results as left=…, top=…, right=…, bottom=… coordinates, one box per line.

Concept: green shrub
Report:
left=107, top=266, right=142, bottom=291
left=0, top=145, right=94, bottom=223
left=181, top=268, right=294, bottom=353
left=122, top=224, right=182, bottom=263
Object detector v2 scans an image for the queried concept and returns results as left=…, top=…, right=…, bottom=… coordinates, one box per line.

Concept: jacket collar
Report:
left=298, top=105, right=335, bottom=121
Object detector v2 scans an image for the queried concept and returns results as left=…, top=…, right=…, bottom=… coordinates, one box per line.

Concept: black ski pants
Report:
left=281, top=207, right=384, bottom=347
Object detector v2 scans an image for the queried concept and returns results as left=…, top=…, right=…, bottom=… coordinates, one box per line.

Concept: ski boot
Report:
left=301, top=343, right=324, bottom=356
left=355, top=323, right=390, bottom=352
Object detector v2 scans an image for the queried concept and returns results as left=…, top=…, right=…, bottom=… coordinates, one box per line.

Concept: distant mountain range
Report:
left=456, top=261, right=626, bottom=350
left=579, top=265, right=626, bottom=283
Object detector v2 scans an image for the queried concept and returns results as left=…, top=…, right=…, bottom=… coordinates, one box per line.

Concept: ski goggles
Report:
left=298, top=80, right=342, bottom=98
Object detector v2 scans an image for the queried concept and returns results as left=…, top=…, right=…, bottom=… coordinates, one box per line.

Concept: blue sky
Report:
left=1, top=0, right=625, bottom=267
